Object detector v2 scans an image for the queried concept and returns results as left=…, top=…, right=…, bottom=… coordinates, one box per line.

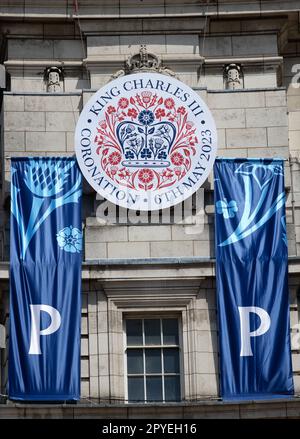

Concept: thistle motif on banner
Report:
left=11, top=159, right=82, bottom=259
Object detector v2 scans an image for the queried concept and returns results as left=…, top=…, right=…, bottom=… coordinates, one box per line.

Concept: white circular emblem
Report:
left=75, top=72, right=217, bottom=211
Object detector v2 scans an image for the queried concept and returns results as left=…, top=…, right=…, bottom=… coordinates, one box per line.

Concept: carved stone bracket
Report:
left=224, top=63, right=243, bottom=90
left=44, top=66, right=64, bottom=92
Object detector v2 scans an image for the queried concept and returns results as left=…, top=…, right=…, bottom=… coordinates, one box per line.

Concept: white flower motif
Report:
left=56, top=226, right=82, bottom=253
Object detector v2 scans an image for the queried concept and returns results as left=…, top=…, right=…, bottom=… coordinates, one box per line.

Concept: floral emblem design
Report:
left=138, top=110, right=155, bottom=125
left=57, top=226, right=83, bottom=253
left=164, top=98, right=175, bottom=109
left=118, top=98, right=129, bottom=109
left=171, top=152, right=184, bottom=166
left=216, top=199, right=238, bottom=219
left=94, top=93, right=198, bottom=191
left=137, top=169, right=154, bottom=188
left=108, top=151, right=122, bottom=165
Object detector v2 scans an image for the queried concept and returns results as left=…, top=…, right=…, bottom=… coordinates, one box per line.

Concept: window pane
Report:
left=163, top=348, right=180, bottom=373
left=144, top=319, right=161, bottom=345
left=145, top=349, right=161, bottom=373
left=127, top=349, right=143, bottom=374
left=128, top=377, right=144, bottom=402
left=127, top=320, right=143, bottom=346
left=146, top=376, right=162, bottom=402
left=162, top=319, right=179, bottom=345
left=165, top=376, right=181, bottom=402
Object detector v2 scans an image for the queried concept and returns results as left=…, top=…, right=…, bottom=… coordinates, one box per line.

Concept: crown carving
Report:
left=126, top=45, right=161, bottom=73
left=110, top=45, right=177, bottom=80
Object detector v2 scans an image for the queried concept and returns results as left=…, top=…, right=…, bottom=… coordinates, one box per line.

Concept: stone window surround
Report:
left=102, top=277, right=219, bottom=402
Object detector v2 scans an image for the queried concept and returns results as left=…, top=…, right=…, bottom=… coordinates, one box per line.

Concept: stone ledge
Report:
left=3, top=87, right=286, bottom=97
left=4, top=60, right=83, bottom=68
left=1, top=0, right=300, bottom=21
left=205, top=56, right=283, bottom=66
left=1, top=398, right=300, bottom=419
left=4, top=91, right=82, bottom=96
left=84, top=54, right=205, bottom=67
left=1, top=257, right=300, bottom=280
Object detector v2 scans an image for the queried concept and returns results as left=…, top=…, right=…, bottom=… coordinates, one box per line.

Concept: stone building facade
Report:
left=0, top=0, right=300, bottom=418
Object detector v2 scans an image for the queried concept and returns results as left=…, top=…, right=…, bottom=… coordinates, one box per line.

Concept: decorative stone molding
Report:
left=0, top=2, right=299, bottom=20
left=101, top=278, right=202, bottom=307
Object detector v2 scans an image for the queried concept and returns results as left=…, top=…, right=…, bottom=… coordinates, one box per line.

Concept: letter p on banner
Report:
left=214, top=158, right=294, bottom=400
left=238, top=306, right=271, bottom=357
left=29, top=305, right=61, bottom=355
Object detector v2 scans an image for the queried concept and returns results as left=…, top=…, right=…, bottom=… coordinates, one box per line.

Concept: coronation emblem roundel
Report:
left=75, top=72, right=217, bottom=211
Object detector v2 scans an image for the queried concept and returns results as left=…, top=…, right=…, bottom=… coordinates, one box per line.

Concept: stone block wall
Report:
left=3, top=93, right=81, bottom=185
left=80, top=284, right=111, bottom=402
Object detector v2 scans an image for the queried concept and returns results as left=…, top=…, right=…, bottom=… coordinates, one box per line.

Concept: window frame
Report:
left=123, top=313, right=184, bottom=404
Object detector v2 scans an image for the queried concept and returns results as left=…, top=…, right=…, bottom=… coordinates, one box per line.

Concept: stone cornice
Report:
left=84, top=54, right=205, bottom=70
left=84, top=55, right=282, bottom=71
left=4, top=60, right=83, bottom=69
left=0, top=256, right=300, bottom=281
left=3, top=55, right=282, bottom=73
left=0, top=1, right=299, bottom=20
left=205, top=56, right=283, bottom=67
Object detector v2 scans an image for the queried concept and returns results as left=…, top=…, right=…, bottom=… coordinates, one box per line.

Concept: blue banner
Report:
left=9, top=157, right=82, bottom=401
left=214, top=158, right=294, bottom=400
